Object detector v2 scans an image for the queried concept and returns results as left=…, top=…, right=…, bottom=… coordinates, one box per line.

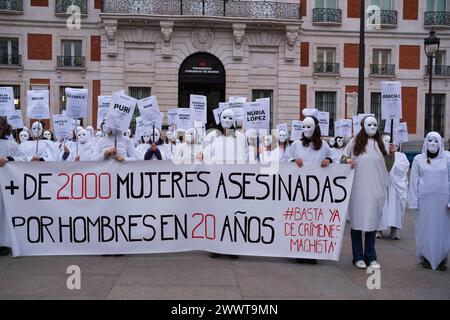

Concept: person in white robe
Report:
left=17, top=121, right=61, bottom=161
left=203, top=109, right=247, bottom=165
left=68, top=128, right=94, bottom=161
left=173, top=127, right=203, bottom=164
left=144, top=127, right=169, bottom=160
left=277, top=130, right=291, bottom=162
left=18, top=129, right=30, bottom=144
left=93, top=124, right=136, bottom=162
left=260, top=134, right=279, bottom=164
left=134, top=132, right=152, bottom=160
left=341, top=116, right=394, bottom=270
left=165, top=130, right=179, bottom=160
left=408, top=131, right=450, bottom=271
left=377, top=136, right=410, bottom=240
left=0, top=117, right=22, bottom=166
left=245, top=128, right=258, bottom=164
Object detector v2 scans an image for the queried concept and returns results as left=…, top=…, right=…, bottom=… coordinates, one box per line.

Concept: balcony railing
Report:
left=0, top=0, right=23, bottom=13
left=426, top=65, right=450, bottom=77
left=55, top=0, right=88, bottom=15
left=314, top=62, right=339, bottom=74
left=370, top=64, right=395, bottom=75
left=312, top=8, right=342, bottom=24
left=424, top=11, right=450, bottom=26
left=0, top=54, right=21, bottom=66
left=57, top=56, right=86, bottom=68
left=380, top=10, right=397, bottom=26
left=102, top=0, right=302, bottom=20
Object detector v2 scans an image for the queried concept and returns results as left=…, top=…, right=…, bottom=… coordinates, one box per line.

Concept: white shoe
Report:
left=354, top=260, right=367, bottom=269
left=376, top=231, right=382, bottom=239
left=369, top=261, right=381, bottom=269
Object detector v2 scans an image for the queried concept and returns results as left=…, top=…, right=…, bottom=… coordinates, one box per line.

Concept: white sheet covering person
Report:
left=408, top=132, right=450, bottom=271
left=377, top=137, right=410, bottom=240
left=173, top=127, right=202, bottom=164
left=68, top=128, right=94, bottom=161
left=17, top=121, right=61, bottom=161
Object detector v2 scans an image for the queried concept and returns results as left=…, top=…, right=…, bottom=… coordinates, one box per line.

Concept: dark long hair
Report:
left=301, top=116, right=322, bottom=150
left=0, top=116, right=11, bottom=138
left=353, top=117, right=387, bottom=157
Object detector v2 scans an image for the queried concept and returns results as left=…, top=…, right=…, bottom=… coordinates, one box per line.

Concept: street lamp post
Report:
left=424, top=30, right=440, bottom=129
left=357, top=0, right=365, bottom=114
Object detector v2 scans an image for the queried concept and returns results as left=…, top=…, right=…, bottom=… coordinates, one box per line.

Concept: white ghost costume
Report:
left=173, top=128, right=203, bottom=164
left=378, top=142, right=410, bottom=230
left=68, top=129, right=94, bottom=161
left=343, top=118, right=390, bottom=231
left=203, top=109, right=248, bottom=164
left=17, top=122, right=61, bottom=161
left=408, top=132, right=450, bottom=270
left=94, top=129, right=136, bottom=161
left=288, top=117, right=332, bottom=165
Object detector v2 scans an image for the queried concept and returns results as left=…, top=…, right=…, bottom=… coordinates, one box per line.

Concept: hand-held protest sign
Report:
left=212, top=108, right=220, bottom=125
left=137, top=96, right=160, bottom=126
left=394, top=122, right=409, bottom=144
left=244, top=101, right=270, bottom=130
left=228, top=96, right=245, bottom=123
left=189, top=95, right=207, bottom=124
left=0, top=161, right=354, bottom=260
left=176, top=108, right=193, bottom=131
left=167, top=108, right=178, bottom=129
left=291, top=120, right=303, bottom=141
left=52, top=115, right=72, bottom=141
left=317, top=111, right=330, bottom=137
left=381, top=81, right=402, bottom=143
left=97, top=96, right=111, bottom=129
left=27, top=90, right=50, bottom=120
left=7, top=110, right=24, bottom=130
left=65, top=88, right=88, bottom=119
left=0, top=87, right=15, bottom=117
left=335, top=119, right=352, bottom=138
left=105, top=92, right=137, bottom=133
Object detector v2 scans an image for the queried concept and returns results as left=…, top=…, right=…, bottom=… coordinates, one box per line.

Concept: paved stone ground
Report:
left=0, top=209, right=448, bottom=300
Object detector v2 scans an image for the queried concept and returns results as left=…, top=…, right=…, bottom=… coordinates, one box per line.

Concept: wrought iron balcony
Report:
left=426, top=65, right=450, bottom=77
left=0, top=54, right=21, bottom=66
left=380, top=10, right=397, bottom=26
left=424, top=11, right=450, bottom=27
left=370, top=64, right=395, bottom=75
left=102, top=0, right=302, bottom=20
left=312, top=8, right=342, bottom=24
left=57, top=56, right=86, bottom=68
left=314, top=62, right=339, bottom=74
left=0, top=0, right=23, bottom=13
left=55, top=0, right=88, bottom=15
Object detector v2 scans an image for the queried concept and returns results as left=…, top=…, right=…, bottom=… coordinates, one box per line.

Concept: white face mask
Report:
left=43, top=131, right=52, bottom=140
left=220, top=109, right=235, bottom=129
left=364, top=117, right=378, bottom=137
left=394, top=142, right=399, bottom=152
left=166, top=131, right=173, bottom=141
left=382, top=135, right=391, bottom=152
left=150, top=129, right=160, bottom=142
left=336, top=138, right=344, bottom=148
left=185, top=129, right=196, bottom=144
left=31, top=122, right=43, bottom=138
left=126, top=129, right=132, bottom=138
left=264, top=135, right=272, bottom=147
left=78, top=129, right=89, bottom=144
left=426, top=137, right=439, bottom=154
left=86, top=126, right=94, bottom=136
left=142, top=134, right=151, bottom=144
left=279, top=131, right=287, bottom=144
left=302, top=117, right=316, bottom=139
left=95, top=131, right=103, bottom=140
left=329, top=138, right=335, bottom=147
left=19, top=131, right=29, bottom=142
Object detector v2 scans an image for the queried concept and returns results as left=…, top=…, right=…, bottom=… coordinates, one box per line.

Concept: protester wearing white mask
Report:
left=331, top=136, right=346, bottom=164
left=18, top=129, right=30, bottom=144
left=288, top=116, right=333, bottom=169
left=165, top=130, right=179, bottom=159
left=94, top=122, right=136, bottom=162
left=68, top=128, right=94, bottom=161
left=86, top=126, right=94, bottom=139
left=328, top=137, right=335, bottom=148
left=203, top=109, right=247, bottom=165
left=278, top=130, right=291, bottom=162
left=43, top=130, right=54, bottom=142
left=17, top=121, right=60, bottom=161
left=0, top=116, right=22, bottom=167
left=144, top=127, right=167, bottom=160
left=245, top=128, right=258, bottom=164
left=259, top=134, right=279, bottom=165
left=173, top=128, right=203, bottom=164
left=341, top=116, right=394, bottom=270
left=134, top=132, right=151, bottom=160
left=408, top=131, right=449, bottom=271
left=376, top=136, right=409, bottom=240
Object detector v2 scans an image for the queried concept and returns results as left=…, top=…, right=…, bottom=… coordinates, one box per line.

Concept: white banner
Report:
left=190, top=95, right=207, bottom=124
left=0, top=161, right=354, bottom=259
left=7, top=110, right=24, bottom=130
left=176, top=108, right=193, bottom=130
left=65, top=88, right=88, bottom=119
left=27, top=90, right=50, bottom=120
left=244, top=101, right=270, bottom=130
left=52, top=115, right=73, bottom=140
left=317, top=111, right=330, bottom=137
left=291, top=120, right=303, bottom=141
left=97, top=96, right=111, bottom=129
left=0, top=87, right=15, bottom=116
left=105, top=92, right=137, bottom=132
left=381, top=81, right=402, bottom=120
